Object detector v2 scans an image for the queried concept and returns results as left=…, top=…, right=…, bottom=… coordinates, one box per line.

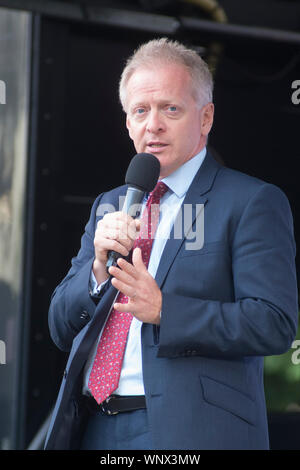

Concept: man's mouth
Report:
left=146, top=142, right=168, bottom=152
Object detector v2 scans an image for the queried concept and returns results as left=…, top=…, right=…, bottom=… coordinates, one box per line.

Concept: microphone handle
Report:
left=106, top=187, right=145, bottom=272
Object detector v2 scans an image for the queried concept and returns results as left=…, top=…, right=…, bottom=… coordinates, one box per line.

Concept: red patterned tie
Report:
left=88, top=181, right=169, bottom=404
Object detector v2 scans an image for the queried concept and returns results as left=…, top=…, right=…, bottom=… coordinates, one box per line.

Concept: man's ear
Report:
left=126, top=115, right=133, bottom=140
left=201, top=103, right=214, bottom=137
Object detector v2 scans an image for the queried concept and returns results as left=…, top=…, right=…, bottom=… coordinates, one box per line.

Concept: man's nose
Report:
left=146, top=110, right=165, bottom=133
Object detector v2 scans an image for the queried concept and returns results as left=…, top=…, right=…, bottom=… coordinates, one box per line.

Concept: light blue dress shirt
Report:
left=83, top=148, right=207, bottom=396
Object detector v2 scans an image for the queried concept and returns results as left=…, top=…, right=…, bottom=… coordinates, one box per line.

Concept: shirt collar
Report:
left=161, top=147, right=207, bottom=198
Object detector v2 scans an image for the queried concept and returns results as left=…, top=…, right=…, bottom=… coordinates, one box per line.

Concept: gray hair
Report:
left=119, top=37, right=213, bottom=111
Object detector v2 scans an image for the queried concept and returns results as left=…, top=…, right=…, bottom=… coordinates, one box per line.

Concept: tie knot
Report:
left=149, top=181, right=169, bottom=202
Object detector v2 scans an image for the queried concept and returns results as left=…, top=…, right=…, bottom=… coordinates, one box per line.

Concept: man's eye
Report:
left=166, top=106, right=178, bottom=113
left=136, top=108, right=145, bottom=114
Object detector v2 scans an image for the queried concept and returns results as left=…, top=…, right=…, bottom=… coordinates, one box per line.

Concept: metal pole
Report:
left=0, top=1, right=300, bottom=47
left=180, top=16, right=300, bottom=47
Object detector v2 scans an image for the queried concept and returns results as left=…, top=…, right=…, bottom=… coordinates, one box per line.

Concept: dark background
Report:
left=1, top=0, right=300, bottom=449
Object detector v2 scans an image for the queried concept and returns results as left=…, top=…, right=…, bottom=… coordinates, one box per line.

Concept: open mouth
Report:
left=147, top=143, right=168, bottom=151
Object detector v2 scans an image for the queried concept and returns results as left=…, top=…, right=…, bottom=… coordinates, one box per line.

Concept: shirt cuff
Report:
left=89, top=269, right=109, bottom=297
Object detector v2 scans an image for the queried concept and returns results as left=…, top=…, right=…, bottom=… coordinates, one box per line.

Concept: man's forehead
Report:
left=126, top=64, right=193, bottom=101
left=128, top=62, right=190, bottom=83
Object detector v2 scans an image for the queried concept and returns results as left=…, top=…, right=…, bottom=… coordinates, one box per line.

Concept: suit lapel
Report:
left=155, top=152, right=221, bottom=289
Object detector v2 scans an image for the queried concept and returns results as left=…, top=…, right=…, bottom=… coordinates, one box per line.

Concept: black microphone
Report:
left=106, top=153, right=160, bottom=272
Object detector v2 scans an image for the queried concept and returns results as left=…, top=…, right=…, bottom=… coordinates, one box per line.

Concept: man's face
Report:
left=125, top=63, right=214, bottom=178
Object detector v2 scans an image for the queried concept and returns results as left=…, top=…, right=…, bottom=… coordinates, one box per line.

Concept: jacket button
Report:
left=80, top=310, right=89, bottom=320
left=63, top=369, right=67, bottom=379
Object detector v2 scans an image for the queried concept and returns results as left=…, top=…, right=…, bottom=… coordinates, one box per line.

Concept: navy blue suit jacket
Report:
left=45, top=152, right=298, bottom=449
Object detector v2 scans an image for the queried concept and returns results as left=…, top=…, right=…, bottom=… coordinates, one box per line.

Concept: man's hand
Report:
left=93, top=212, right=140, bottom=285
left=109, top=247, right=162, bottom=325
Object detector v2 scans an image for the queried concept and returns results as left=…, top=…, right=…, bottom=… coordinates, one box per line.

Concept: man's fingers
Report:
left=113, top=301, right=133, bottom=313
left=109, top=264, right=135, bottom=285
left=102, top=211, right=132, bottom=224
left=101, top=212, right=139, bottom=241
left=115, top=257, right=139, bottom=278
left=101, top=223, right=136, bottom=244
left=132, top=247, right=147, bottom=271
left=95, top=236, right=129, bottom=258
left=111, top=276, right=136, bottom=299
left=109, top=247, right=147, bottom=280
left=94, top=211, right=140, bottom=263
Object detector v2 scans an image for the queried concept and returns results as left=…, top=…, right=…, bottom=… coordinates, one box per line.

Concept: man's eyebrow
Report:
left=129, top=102, right=146, bottom=110
left=130, top=99, right=181, bottom=109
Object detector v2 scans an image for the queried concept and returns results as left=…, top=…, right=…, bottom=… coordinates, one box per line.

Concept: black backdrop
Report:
left=20, top=12, right=300, bottom=448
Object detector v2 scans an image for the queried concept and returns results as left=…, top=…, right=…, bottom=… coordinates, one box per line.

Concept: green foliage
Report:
left=264, top=312, right=300, bottom=412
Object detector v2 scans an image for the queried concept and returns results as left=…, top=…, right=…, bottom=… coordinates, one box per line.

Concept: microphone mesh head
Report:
left=125, top=153, right=160, bottom=192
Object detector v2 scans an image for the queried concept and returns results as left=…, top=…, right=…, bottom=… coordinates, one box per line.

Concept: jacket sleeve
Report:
left=48, top=193, right=103, bottom=352
left=158, top=183, right=298, bottom=358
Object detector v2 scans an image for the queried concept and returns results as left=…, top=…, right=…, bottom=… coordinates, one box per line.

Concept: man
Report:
left=45, top=38, right=298, bottom=450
